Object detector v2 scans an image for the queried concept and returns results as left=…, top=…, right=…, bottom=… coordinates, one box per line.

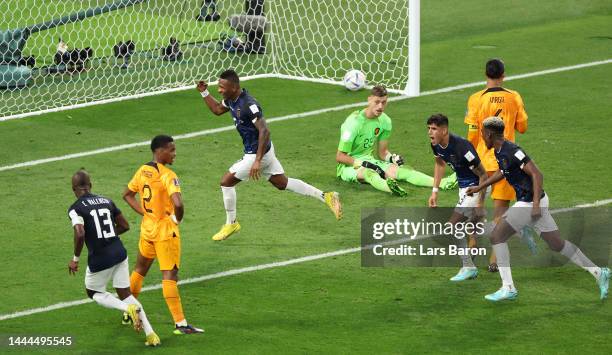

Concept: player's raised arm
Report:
left=122, top=187, right=144, bottom=216
left=196, top=80, right=229, bottom=115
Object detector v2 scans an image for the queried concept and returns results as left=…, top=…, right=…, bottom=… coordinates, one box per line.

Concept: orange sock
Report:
left=130, top=272, right=144, bottom=298
left=162, top=279, right=185, bottom=324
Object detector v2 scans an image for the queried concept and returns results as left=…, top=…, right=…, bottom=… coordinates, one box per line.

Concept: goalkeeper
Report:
left=336, top=85, right=457, bottom=196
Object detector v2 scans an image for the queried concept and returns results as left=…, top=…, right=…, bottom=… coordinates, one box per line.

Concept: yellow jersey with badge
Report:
left=127, top=162, right=181, bottom=242
left=465, top=87, right=528, bottom=171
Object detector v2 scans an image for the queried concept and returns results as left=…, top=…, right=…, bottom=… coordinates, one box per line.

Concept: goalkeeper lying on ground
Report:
left=336, top=85, right=457, bottom=196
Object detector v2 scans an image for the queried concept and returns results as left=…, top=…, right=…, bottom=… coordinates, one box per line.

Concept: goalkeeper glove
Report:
left=385, top=152, right=404, bottom=166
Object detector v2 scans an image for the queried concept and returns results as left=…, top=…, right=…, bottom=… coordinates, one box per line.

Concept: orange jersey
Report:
left=127, top=162, right=181, bottom=242
left=465, top=87, right=528, bottom=171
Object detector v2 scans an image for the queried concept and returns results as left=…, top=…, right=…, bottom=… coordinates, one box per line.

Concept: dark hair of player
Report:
left=72, top=169, right=91, bottom=190
left=220, top=69, right=240, bottom=85
left=370, top=85, right=387, bottom=97
left=485, top=58, right=505, bottom=79
left=483, top=116, right=505, bottom=136
left=150, top=135, right=174, bottom=152
left=426, top=113, right=449, bottom=127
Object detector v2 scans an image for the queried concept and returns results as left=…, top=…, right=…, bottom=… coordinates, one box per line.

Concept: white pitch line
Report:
left=1, top=198, right=610, bottom=322
left=0, top=73, right=277, bottom=122
left=1, top=59, right=611, bottom=173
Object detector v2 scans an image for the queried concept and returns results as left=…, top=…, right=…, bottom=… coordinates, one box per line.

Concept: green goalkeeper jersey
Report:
left=337, top=109, right=392, bottom=159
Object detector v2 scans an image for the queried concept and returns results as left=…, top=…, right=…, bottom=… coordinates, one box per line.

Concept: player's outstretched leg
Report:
left=548, top=235, right=610, bottom=300
left=361, top=169, right=407, bottom=197
left=90, top=291, right=142, bottom=331
left=323, top=191, right=343, bottom=220
left=395, top=167, right=457, bottom=190
left=124, top=271, right=144, bottom=324
left=270, top=175, right=343, bottom=220
left=124, top=254, right=153, bottom=323
left=122, top=294, right=160, bottom=346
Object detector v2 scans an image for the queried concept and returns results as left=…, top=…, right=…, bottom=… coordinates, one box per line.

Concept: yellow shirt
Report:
left=465, top=87, right=528, bottom=171
left=127, top=162, right=181, bottom=242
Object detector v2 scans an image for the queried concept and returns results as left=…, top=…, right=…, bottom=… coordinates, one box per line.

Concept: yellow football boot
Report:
left=212, top=222, right=241, bottom=241
left=145, top=332, right=161, bottom=347
left=126, top=304, right=142, bottom=332
left=324, top=192, right=343, bottom=220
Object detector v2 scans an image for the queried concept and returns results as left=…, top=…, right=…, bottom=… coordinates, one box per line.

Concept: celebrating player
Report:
left=122, top=135, right=203, bottom=334
left=466, top=117, right=610, bottom=301
left=336, top=85, right=457, bottom=196
left=196, top=70, right=342, bottom=241
left=464, top=58, right=529, bottom=272
left=67, top=169, right=160, bottom=347
left=427, top=114, right=488, bottom=281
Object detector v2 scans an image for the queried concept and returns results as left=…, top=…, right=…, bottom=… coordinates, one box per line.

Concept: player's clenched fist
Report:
left=196, top=80, right=208, bottom=92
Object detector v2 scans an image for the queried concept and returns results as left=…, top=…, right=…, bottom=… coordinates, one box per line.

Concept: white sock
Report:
left=176, top=319, right=188, bottom=327
left=221, top=186, right=237, bottom=224
left=492, top=243, right=516, bottom=291
left=457, top=237, right=475, bottom=268
left=124, top=295, right=154, bottom=336
left=92, top=292, right=128, bottom=312
left=559, top=240, right=601, bottom=280
left=285, top=178, right=325, bottom=202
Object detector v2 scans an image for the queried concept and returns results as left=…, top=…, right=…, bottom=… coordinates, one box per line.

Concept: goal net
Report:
left=0, top=0, right=416, bottom=119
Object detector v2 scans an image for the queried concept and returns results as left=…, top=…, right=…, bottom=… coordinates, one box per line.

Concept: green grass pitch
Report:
left=0, top=0, right=611, bottom=353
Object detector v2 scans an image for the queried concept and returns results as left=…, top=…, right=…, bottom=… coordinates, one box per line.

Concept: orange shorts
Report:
left=487, top=171, right=516, bottom=201
left=138, top=236, right=181, bottom=271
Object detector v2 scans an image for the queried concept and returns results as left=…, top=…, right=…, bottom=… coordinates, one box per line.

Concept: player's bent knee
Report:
left=386, top=164, right=398, bottom=179
left=541, top=231, right=564, bottom=252
left=220, top=173, right=240, bottom=187
left=272, top=181, right=287, bottom=190
left=269, top=175, right=288, bottom=190
left=162, top=268, right=179, bottom=281
left=86, top=289, right=97, bottom=299
left=115, top=287, right=131, bottom=300
left=490, top=220, right=516, bottom=244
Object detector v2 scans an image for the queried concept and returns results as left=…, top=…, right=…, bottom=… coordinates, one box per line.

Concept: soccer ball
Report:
left=343, top=69, right=366, bottom=91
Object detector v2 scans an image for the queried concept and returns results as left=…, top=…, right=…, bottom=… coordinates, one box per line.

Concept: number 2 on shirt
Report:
left=143, top=184, right=153, bottom=213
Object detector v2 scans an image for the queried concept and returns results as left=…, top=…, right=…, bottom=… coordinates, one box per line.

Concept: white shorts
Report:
left=503, top=193, right=558, bottom=234
left=229, top=143, right=285, bottom=181
left=454, top=187, right=481, bottom=218
left=85, top=258, right=130, bottom=293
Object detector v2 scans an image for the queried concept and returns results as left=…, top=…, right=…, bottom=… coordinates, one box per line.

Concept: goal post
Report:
left=0, top=0, right=419, bottom=120
left=406, top=0, right=420, bottom=96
